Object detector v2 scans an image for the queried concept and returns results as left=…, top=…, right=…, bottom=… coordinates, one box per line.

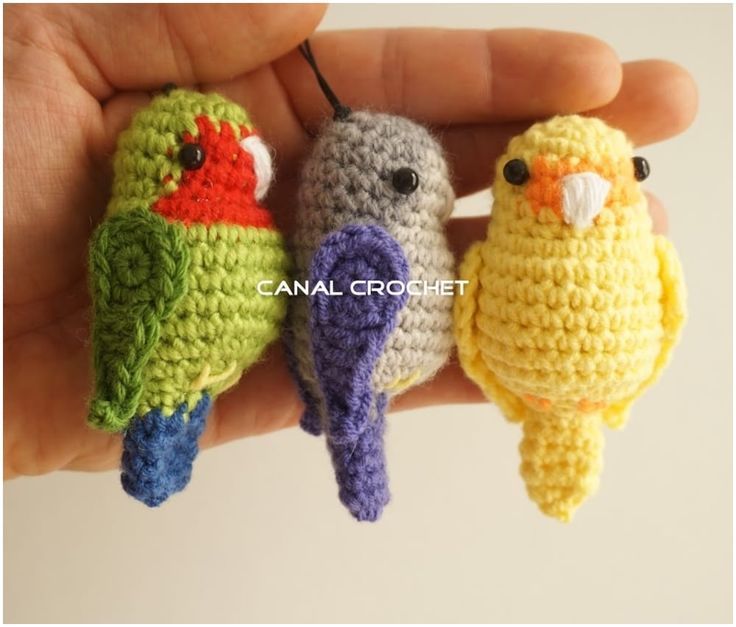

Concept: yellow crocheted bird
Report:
left=454, top=115, right=686, bottom=522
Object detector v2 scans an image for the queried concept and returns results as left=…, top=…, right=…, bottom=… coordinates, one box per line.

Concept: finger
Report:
left=212, top=27, right=621, bottom=170
left=97, top=92, right=153, bottom=162
left=589, top=59, right=698, bottom=145
left=203, top=64, right=313, bottom=168
left=646, top=191, right=668, bottom=234
left=201, top=344, right=302, bottom=449
left=441, top=122, right=525, bottom=195
left=273, top=28, right=622, bottom=127
left=201, top=346, right=487, bottom=451
left=440, top=60, right=698, bottom=197
left=52, top=4, right=326, bottom=98
left=446, top=216, right=489, bottom=258
left=392, top=358, right=486, bottom=411
left=200, top=345, right=484, bottom=448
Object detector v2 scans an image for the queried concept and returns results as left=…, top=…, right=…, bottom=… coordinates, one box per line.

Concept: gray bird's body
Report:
left=290, top=112, right=455, bottom=423
left=285, top=110, right=455, bottom=520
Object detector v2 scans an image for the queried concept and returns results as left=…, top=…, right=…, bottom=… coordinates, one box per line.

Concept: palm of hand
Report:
left=3, top=4, right=696, bottom=477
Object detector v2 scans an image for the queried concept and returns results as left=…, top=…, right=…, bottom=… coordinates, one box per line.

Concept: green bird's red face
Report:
left=154, top=116, right=275, bottom=228
left=108, top=89, right=275, bottom=229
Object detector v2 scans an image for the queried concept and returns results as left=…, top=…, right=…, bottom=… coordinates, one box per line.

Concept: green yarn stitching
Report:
left=91, top=89, right=289, bottom=426
left=136, top=224, right=290, bottom=416
left=108, top=89, right=254, bottom=217
left=88, top=209, right=189, bottom=432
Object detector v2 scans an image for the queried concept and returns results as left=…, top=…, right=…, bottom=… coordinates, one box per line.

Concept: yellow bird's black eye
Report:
left=179, top=143, right=206, bottom=170
left=503, top=159, right=529, bottom=185
left=633, top=156, right=650, bottom=181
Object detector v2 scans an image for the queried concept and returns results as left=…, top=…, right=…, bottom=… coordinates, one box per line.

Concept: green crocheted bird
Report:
left=88, top=88, right=289, bottom=507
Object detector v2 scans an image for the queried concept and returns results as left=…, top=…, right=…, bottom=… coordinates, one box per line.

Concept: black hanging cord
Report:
left=148, top=82, right=177, bottom=98
left=298, top=40, right=351, bottom=121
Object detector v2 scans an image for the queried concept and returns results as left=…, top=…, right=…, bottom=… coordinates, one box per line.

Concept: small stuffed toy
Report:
left=454, top=115, right=686, bottom=521
left=88, top=87, right=289, bottom=507
left=285, top=42, right=456, bottom=521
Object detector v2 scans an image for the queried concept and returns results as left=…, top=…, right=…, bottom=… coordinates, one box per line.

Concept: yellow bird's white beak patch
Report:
left=561, top=172, right=611, bottom=229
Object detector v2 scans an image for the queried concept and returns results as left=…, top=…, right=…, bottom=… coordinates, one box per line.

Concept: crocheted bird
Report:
left=455, top=115, right=686, bottom=521
left=88, top=88, right=289, bottom=507
left=285, top=42, right=455, bottom=521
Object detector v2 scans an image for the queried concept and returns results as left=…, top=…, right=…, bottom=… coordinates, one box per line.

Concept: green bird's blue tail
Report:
left=121, top=394, right=211, bottom=507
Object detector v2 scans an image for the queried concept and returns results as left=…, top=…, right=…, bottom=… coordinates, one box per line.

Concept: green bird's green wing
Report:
left=88, top=209, right=189, bottom=432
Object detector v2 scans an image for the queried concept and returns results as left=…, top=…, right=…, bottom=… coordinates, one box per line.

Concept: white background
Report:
left=5, top=3, right=732, bottom=623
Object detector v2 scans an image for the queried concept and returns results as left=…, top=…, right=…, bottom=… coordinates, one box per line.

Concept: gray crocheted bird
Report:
left=285, top=41, right=456, bottom=521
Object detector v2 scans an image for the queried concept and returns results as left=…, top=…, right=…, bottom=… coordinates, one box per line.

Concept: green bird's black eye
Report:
left=633, top=156, right=650, bottom=182
left=503, top=159, right=529, bottom=185
left=392, top=167, right=420, bottom=195
left=179, top=143, right=206, bottom=170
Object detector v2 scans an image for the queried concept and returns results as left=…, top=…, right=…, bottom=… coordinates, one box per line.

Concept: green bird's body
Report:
left=88, top=89, right=288, bottom=506
left=137, top=223, right=287, bottom=415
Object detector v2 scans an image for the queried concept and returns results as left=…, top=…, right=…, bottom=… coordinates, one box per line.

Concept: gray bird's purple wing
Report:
left=309, top=224, right=409, bottom=521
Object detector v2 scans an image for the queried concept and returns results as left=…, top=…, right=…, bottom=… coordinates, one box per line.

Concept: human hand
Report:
left=3, top=4, right=697, bottom=477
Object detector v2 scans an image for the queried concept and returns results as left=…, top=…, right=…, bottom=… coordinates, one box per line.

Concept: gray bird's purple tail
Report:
left=327, top=394, right=389, bottom=522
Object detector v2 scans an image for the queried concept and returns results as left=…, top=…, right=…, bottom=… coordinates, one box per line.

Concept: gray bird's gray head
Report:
left=298, top=111, right=454, bottom=229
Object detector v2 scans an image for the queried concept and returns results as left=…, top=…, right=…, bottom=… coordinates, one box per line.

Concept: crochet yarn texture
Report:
left=454, top=115, right=686, bottom=522
left=122, top=394, right=211, bottom=507
left=88, top=89, right=289, bottom=506
left=286, top=111, right=456, bottom=521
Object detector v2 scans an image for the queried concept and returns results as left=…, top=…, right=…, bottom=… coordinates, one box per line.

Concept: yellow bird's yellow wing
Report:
left=454, top=241, right=527, bottom=423
left=603, top=235, right=687, bottom=428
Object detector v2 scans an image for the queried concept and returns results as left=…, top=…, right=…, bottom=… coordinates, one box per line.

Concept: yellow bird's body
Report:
left=454, top=116, right=686, bottom=521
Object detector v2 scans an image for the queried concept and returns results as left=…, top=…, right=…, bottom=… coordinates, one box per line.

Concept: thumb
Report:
left=51, top=4, right=326, bottom=97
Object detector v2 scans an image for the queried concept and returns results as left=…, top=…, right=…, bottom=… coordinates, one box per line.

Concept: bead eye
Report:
left=633, top=156, right=650, bottom=181
left=392, top=167, right=419, bottom=195
left=179, top=143, right=206, bottom=170
left=503, top=159, right=529, bottom=185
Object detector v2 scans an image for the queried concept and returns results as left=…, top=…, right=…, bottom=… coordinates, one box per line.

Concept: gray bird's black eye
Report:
left=633, top=156, right=650, bottom=181
left=392, top=167, right=419, bottom=195
left=179, top=143, right=206, bottom=170
left=503, top=159, right=529, bottom=185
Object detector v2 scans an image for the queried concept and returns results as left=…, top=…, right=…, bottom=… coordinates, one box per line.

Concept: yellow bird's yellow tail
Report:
left=519, top=408, right=605, bottom=522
